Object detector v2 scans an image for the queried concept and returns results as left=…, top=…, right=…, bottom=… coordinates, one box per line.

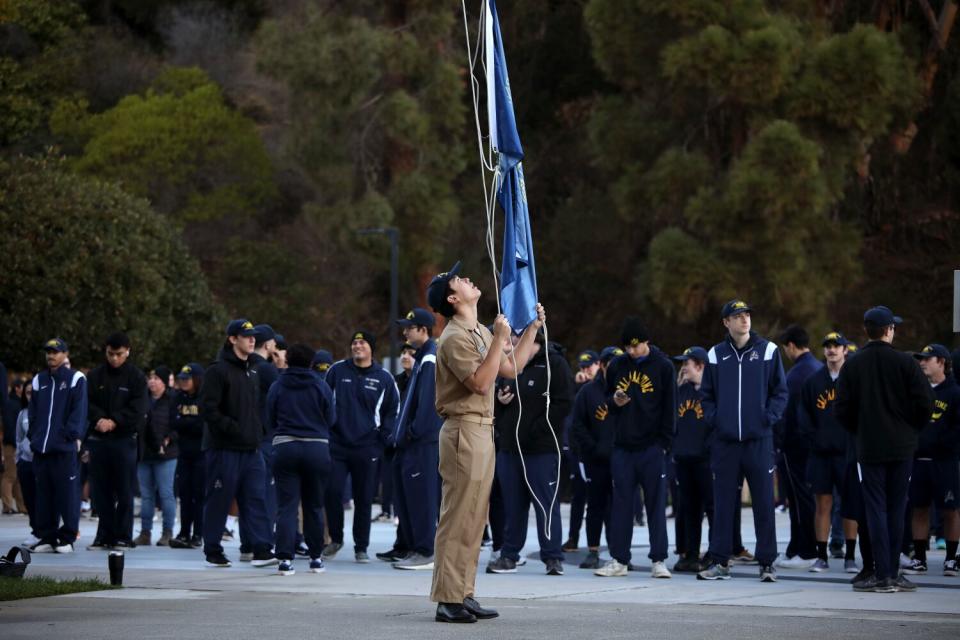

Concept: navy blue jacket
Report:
left=916, top=376, right=960, bottom=459
left=391, top=339, right=443, bottom=448
left=700, top=332, right=789, bottom=443
left=266, top=367, right=336, bottom=441
left=171, top=389, right=203, bottom=457
left=777, top=351, right=823, bottom=452
left=325, top=359, right=399, bottom=455
left=250, top=353, right=279, bottom=440
left=673, top=382, right=710, bottom=459
left=798, top=367, right=847, bottom=456
left=28, top=366, right=88, bottom=455
left=570, top=374, right=615, bottom=464
left=604, top=346, right=676, bottom=451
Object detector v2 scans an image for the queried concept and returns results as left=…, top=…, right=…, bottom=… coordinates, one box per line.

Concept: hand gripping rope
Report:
left=460, top=0, right=562, bottom=541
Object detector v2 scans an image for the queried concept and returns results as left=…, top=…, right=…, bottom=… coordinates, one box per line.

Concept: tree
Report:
left=0, top=155, right=226, bottom=369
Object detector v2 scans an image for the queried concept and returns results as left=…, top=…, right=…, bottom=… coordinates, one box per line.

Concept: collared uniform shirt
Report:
left=435, top=317, right=496, bottom=419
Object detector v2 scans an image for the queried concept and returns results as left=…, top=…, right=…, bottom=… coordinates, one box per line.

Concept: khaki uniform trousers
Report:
left=430, top=416, right=495, bottom=603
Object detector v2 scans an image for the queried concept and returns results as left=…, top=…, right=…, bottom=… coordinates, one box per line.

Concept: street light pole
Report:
left=358, top=227, right=400, bottom=375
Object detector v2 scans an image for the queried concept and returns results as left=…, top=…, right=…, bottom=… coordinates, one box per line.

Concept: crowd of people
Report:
left=1, top=298, right=958, bottom=597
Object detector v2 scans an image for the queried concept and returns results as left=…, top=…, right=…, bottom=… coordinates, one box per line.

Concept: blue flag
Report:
left=486, top=0, right=538, bottom=332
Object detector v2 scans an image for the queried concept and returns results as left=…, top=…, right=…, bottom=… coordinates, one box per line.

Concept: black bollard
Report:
left=108, top=551, right=124, bottom=586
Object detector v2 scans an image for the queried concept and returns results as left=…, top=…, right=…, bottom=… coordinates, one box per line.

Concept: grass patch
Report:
left=0, top=575, right=119, bottom=601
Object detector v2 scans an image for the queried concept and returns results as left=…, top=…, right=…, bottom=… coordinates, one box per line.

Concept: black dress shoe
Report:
left=462, top=597, right=499, bottom=619
left=435, top=603, right=477, bottom=623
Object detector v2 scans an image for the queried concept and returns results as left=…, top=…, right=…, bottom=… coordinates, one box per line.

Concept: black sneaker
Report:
left=902, top=559, right=927, bottom=575
left=545, top=558, right=564, bottom=576
left=850, top=567, right=874, bottom=585
left=852, top=572, right=878, bottom=592
left=205, top=553, right=231, bottom=568
left=895, top=574, right=918, bottom=592
left=486, top=555, right=517, bottom=574
left=251, top=551, right=279, bottom=567
left=168, top=536, right=192, bottom=549
left=829, top=540, right=844, bottom=559
left=295, top=543, right=310, bottom=557
left=873, top=577, right=897, bottom=593
left=190, top=535, right=203, bottom=548
left=376, top=548, right=409, bottom=562
left=579, top=550, right=601, bottom=569
left=760, top=565, right=777, bottom=582
left=113, top=539, right=137, bottom=549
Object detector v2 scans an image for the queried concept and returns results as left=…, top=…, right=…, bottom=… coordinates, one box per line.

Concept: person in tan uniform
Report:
left=427, top=261, right=545, bottom=623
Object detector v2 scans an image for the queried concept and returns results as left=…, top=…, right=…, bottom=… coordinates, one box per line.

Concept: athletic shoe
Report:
left=481, top=526, right=492, bottom=547
left=486, top=556, right=517, bottom=574
left=943, top=559, right=959, bottom=577
left=895, top=574, right=917, bottom=592
left=634, top=513, right=645, bottom=526
left=80, top=500, right=91, bottom=515
left=776, top=555, right=815, bottom=569
left=545, top=558, right=564, bottom=576
left=168, top=536, right=191, bottom=549
left=355, top=551, right=370, bottom=563
left=516, top=556, right=527, bottom=567
left=251, top=552, right=279, bottom=567
left=190, top=535, right=203, bottom=549
left=899, top=552, right=914, bottom=569
left=54, top=543, right=74, bottom=553
left=829, top=541, right=844, bottom=559
left=809, top=558, right=829, bottom=573
left=277, top=560, right=295, bottom=576
left=873, top=577, right=897, bottom=593
left=322, top=542, right=343, bottom=558
left=113, top=539, right=136, bottom=549
left=696, top=562, right=731, bottom=580
left=760, top=565, right=777, bottom=582
left=371, top=511, right=393, bottom=523
left=393, top=553, right=434, bottom=570
left=376, top=548, right=408, bottom=562
left=594, top=560, right=628, bottom=577
left=561, top=538, right=579, bottom=553
left=844, top=558, right=859, bottom=574
left=239, top=552, right=254, bottom=562
left=651, top=561, right=671, bottom=579
left=86, top=539, right=111, bottom=551
left=205, top=553, right=231, bottom=567
left=627, top=563, right=640, bottom=571
left=221, top=528, right=234, bottom=541
left=309, top=558, right=326, bottom=573
left=732, top=549, right=757, bottom=565
left=852, top=572, right=878, bottom=592
left=579, top=550, right=601, bottom=569
left=295, top=543, right=310, bottom=557
left=22, top=534, right=40, bottom=547
left=902, top=559, right=927, bottom=575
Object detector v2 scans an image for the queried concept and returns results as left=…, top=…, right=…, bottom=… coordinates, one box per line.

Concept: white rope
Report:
left=461, top=0, right=561, bottom=543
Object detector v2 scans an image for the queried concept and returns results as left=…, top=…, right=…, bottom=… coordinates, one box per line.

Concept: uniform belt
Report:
left=445, top=415, right=494, bottom=427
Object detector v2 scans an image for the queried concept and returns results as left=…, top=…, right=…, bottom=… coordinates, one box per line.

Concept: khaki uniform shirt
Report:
left=435, top=316, right=496, bottom=419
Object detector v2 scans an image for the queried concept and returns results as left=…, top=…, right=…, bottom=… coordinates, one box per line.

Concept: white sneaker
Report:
left=775, top=555, right=816, bottom=569
left=651, top=561, right=672, bottom=578
left=594, top=560, right=628, bottom=577
left=239, top=552, right=254, bottom=562
left=54, top=543, right=74, bottom=554
left=31, top=543, right=54, bottom=553
left=899, top=553, right=914, bottom=569
left=22, top=534, right=40, bottom=547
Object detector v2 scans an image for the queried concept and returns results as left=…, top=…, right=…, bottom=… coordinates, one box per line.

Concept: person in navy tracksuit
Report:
left=266, top=344, right=336, bottom=576
left=569, top=346, right=622, bottom=570
left=169, top=363, right=205, bottom=549
left=389, top=308, right=444, bottom=570
left=323, top=330, right=400, bottom=562
left=200, top=319, right=276, bottom=568
left=697, top=300, right=788, bottom=582
left=671, top=347, right=714, bottom=573
left=594, top=318, right=676, bottom=579
left=561, top=350, right=599, bottom=552
left=28, top=338, right=88, bottom=553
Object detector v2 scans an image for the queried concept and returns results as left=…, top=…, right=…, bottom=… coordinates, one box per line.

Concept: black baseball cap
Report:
left=226, top=319, right=257, bottom=337
left=863, top=305, right=902, bottom=326
left=821, top=331, right=849, bottom=347
left=721, top=299, right=752, bottom=319
left=396, top=308, right=436, bottom=328
left=577, top=350, right=599, bottom=368
left=43, top=338, right=69, bottom=352
left=599, top=346, right=623, bottom=364
left=311, top=350, right=333, bottom=373
left=427, top=262, right=461, bottom=317
left=913, top=343, right=951, bottom=360
left=673, top=346, right=708, bottom=363
left=177, top=362, right=205, bottom=379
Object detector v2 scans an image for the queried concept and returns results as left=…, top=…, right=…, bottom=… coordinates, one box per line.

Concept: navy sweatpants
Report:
left=273, top=441, right=330, bottom=561
left=325, top=447, right=379, bottom=552
left=33, top=451, right=80, bottom=546
left=389, top=450, right=412, bottom=553
left=563, top=448, right=587, bottom=543
left=176, top=452, right=205, bottom=539
left=780, top=447, right=816, bottom=559
left=859, top=459, right=912, bottom=580
left=16, top=460, right=38, bottom=537
left=609, top=446, right=669, bottom=564
left=498, top=450, right=563, bottom=563
left=89, top=437, right=137, bottom=545
left=393, top=441, right=440, bottom=556
left=260, top=440, right=277, bottom=542
left=675, top=456, right=713, bottom=559
left=203, top=449, right=272, bottom=556
left=709, top=437, right=777, bottom=566
left=582, top=460, right=612, bottom=549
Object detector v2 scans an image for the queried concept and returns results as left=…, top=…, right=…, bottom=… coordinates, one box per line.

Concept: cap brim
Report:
left=395, top=319, right=414, bottom=327
left=893, top=316, right=903, bottom=324
left=672, top=355, right=690, bottom=361
left=447, top=261, right=461, bottom=278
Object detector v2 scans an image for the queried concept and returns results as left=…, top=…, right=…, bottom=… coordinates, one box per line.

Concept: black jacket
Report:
left=495, top=343, right=574, bottom=455
left=86, top=361, right=147, bottom=440
left=673, top=382, right=710, bottom=459
left=798, top=367, right=847, bottom=456
left=916, top=376, right=960, bottom=459
left=605, top=347, right=676, bottom=452
left=835, top=341, right=934, bottom=464
left=201, top=345, right=263, bottom=451
left=172, top=389, right=203, bottom=457
left=570, top=374, right=615, bottom=464
left=141, top=390, right=178, bottom=461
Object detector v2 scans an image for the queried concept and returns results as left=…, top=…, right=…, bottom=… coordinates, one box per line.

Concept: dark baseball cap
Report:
left=577, top=350, right=599, bottom=368
left=396, top=307, right=435, bottom=328
left=821, top=331, right=849, bottom=347
left=863, top=305, right=902, bottom=326
left=177, top=362, right=205, bottom=379
left=226, top=319, right=257, bottom=337
left=311, top=350, right=334, bottom=373
left=254, top=324, right=276, bottom=342
left=599, top=346, right=624, bottom=364
left=400, top=342, right=417, bottom=354
left=427, top=261, right=461, bottom=317
left=913, top=343, right=951, bottom=360
left=721, top=299, right=752, bottom=319
left=673, top=346, right=708, bottom=363
left=43, top=337, right=68, bottom=352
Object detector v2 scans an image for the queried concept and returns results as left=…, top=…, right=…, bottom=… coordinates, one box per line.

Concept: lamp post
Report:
left=357, top=227, right=399, bottom=374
